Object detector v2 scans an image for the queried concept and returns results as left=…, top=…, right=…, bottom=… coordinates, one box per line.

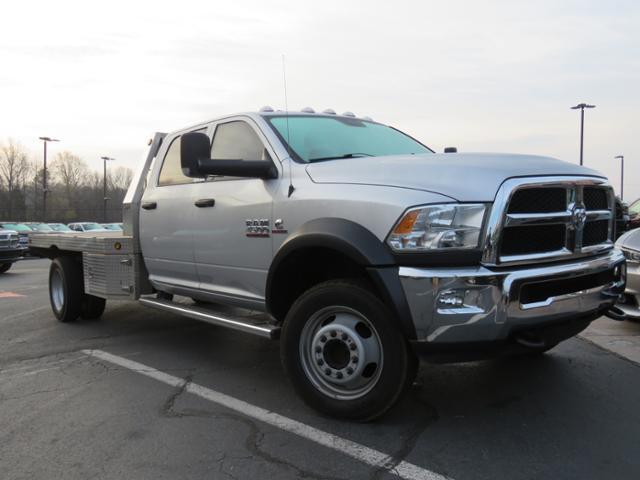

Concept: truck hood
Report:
left=305, top=153, right=604, bottom=202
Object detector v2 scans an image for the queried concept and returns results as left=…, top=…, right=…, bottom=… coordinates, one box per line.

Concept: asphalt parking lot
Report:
left=1, top=259, right=640, bottom=480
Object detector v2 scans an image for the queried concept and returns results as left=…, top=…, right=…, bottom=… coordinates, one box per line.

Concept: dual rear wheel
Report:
left=49, top=256, right=106, bottom=323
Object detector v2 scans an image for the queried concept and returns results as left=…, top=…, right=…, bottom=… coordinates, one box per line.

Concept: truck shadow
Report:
left=68, top=305, right=639, bottom=479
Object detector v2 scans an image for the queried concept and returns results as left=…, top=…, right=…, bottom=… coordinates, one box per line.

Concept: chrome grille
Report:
left=482, top=177, right=614, bottom=266
left=0, top=233, right=19, bottom=248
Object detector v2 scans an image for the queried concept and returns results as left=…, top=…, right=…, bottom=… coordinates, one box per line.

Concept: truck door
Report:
left=190, top=118, right=279, bottom=309
left=139, top=130, right=206, bottom=291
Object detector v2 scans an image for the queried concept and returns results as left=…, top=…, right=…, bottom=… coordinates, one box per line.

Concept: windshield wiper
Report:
left=307, top=152, right=374, bottom=162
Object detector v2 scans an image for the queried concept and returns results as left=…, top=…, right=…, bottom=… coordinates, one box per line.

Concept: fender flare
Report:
left=266, top=218, right=417, bottom=339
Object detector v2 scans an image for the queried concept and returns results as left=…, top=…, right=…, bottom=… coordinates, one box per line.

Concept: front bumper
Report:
left=0, top=248, right=26, bottom=263
left=399, top=248, right=625, bottom=345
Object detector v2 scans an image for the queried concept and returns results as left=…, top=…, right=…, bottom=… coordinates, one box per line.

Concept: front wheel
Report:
left=281, top=279, right=416, bottom=421
left=0, top=263, right=12, bottom=274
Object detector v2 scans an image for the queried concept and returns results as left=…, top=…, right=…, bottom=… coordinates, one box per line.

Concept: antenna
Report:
left=282, top=54, right=295, bottom=197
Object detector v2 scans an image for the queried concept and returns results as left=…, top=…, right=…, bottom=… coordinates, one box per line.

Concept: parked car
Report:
left=606, top=228, right=640, bottom=321
left=627, top=198, right=640, bottom=230
left=0, top=229, right=26, bottom=273
left=48, top=223, right=74, bottom=232
left=24, top=222, right=56, bottom=233
left=67, top=222, right=110, bottom=233
left=0, top=222, right=32, bottom=251
left=30, top=109, right=625, bottom=420
left=614, top=197, right=630, bottom=239
left=101, top=223, right=123, bottom=231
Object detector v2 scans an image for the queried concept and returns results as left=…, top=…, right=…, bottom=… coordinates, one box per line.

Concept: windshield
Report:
left=266, top=115, right=432, bottom=163
left=103, top=224, right=122, bottom=230
left=30, top=224, right=54, bottom=231
left=50, top=224, right=72, bottom=231
left=82, top=223, right=104, bottom=231
left=1, top=223, right=32, bottom=232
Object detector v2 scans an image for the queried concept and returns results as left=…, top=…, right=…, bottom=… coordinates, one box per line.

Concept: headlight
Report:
left=622, top=248, right=640, bottom=262
left=387, top=204, right=486, bottom=252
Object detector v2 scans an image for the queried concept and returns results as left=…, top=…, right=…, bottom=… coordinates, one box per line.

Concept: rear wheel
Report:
left=281, top=279, right=416, bottom=421
left=0, top=263, right=12, bottom=274
left=49, top=256, right=84, bottom=323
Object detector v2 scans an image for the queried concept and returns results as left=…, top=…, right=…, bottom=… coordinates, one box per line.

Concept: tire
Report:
left=81, top=294, right=106, bottom=319
left=281, top=279, right=416, bottom=421
left=49, top=256, right=84, bottom=323
left=0, top=263, right=12, bottom=274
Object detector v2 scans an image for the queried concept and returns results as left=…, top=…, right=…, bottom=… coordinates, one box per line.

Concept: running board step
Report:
left=139, top=297, right=280, bottom=339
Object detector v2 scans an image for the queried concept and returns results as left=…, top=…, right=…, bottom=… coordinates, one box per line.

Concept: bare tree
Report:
left=51, top=151, right=89, bottom=206
left=108, top=165, right=133, bottom=192
left=0, top=139, right=31, bottom=219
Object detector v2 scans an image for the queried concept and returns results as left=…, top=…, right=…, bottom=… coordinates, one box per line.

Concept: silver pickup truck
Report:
left=0, top=229, right=24, bottom=273
left=30, top=108, right=626, bottom=420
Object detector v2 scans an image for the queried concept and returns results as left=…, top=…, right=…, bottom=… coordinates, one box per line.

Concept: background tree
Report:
left=50, top=151, right=89, bottom=221
left=0, top=139, right=31, bottom=220
left=0, top=138, right=133, bottom=223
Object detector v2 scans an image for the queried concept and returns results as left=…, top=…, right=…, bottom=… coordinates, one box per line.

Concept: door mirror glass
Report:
left=180, top=132, right=211, bottom=178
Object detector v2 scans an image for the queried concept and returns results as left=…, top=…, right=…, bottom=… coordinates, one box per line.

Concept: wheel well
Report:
left=268, top=247, right=375, bottom=322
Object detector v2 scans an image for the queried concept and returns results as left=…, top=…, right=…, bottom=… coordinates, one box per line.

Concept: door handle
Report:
left=194, top=198, right=216, bottom=208
left=141, top=201, right=157, bottom=210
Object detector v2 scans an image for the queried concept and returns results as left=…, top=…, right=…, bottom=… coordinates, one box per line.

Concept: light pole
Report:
left=615, top=155, right=624, bottom=201
left=570, top=103, right=595, bottom=166
left=38, top=136, right=60, bottom=222
left=101, top=156, right=115, bottom=222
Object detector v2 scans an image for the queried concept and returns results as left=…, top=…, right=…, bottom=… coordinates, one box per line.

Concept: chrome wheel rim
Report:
left=51, top=269, right=65, bottom=313
left=300, top=306, right=383, bottom=400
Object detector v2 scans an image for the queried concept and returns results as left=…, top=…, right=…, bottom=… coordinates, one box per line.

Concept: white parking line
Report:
left=82, top=349, right=449, bottom=480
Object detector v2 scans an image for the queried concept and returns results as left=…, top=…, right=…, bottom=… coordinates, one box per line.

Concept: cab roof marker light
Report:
left=323, top=108, right=336, bottom=115
left=301, top=107, right=315, bottom=113
left=259, top=106, right=274, bottom=112
left=342, top=111, right=356, bottom=117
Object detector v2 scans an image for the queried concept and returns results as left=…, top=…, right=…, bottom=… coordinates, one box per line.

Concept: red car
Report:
left=628, top=198, right=640, bottom=230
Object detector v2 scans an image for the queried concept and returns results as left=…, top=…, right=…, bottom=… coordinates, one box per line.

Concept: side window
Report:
left=211, top=121, right=270, bottom=161
left=158, top=128, right=207, bottom=187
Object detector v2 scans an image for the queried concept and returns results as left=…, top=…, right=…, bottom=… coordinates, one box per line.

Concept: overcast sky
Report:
left=1, top=0, right=639, bottom=200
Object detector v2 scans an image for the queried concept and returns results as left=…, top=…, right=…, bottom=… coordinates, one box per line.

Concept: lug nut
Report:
left=315, top=346, right=321, bottom=353
left=346, top=367, right=354, bottom=375
left=330, top=330, right=337, bottom=337
left=349, top=343, right=357, bottom=351
left=320, top=335, right=327, bottom=343
left=317, top=359, right=324, bottom=366
left=324, top=368, right=331, bottom=375
left=341, top=333, right=348, bottom=340
left=351, top=356, right=359, bottom=363
left=336, top=372, right=343, bottom=379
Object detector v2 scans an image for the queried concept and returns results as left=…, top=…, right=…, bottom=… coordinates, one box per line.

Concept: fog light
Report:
left=437, top=289, right=465, bottom=308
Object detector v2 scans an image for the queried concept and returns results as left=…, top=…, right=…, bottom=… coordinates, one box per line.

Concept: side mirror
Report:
left=180, top=132, right=210, bottom=178
left=444, top=147, right=457, bottom=153
left=181, top=132, right=277, bottom=179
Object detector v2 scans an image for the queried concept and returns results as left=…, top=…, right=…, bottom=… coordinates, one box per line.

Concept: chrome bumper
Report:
left=399, top=249, right=625, bottom=343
